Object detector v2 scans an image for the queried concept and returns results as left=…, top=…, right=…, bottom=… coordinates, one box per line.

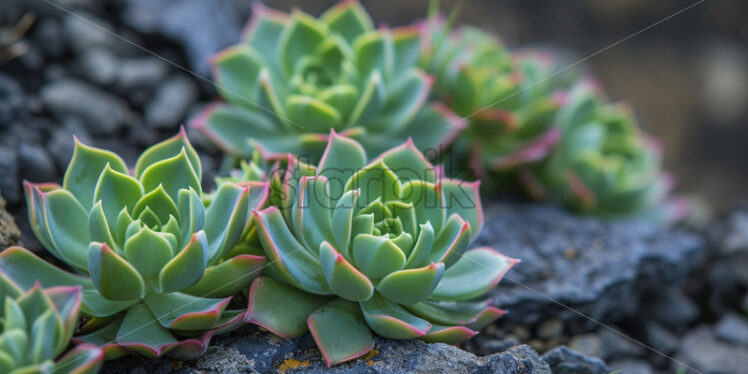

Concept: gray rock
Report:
left=80, top=48, right=118, bottom=86
left=35, top=19, right=66, bottom=58
left=63, top=12, right=117, bottom=53
left=103, top=327, right=551, bottom=374
left=709, top=203, right=748, bottom=254
left=0, top=147, right=19, bottom=204
left=40, top=79, right=132, bottom=136
left=597, top=328, right=645, bottom=361
left=677, top=325, right=748, bottom=374
left=145, top=75, right=198, bottom=129
left=0, top=73, right=27, bottom=127
left=542, top=346, right=610, bottom=374
left=476, top=202, right=704, bottom=325
left=537, top=318, right=564, bottom=340
left=116, top=56, right=169, bottom=91
left=46, top=118, right=92, bottom=171
left=569, top=334, right=602, bottom=359
left=17, top=143, right=58, bottom=183
left=742, top=294, right=748, bottom=313
left=645, top=287, right=700, bottom=330
left=0, top=194, right=20, bottom=251
left=715, top=312, right=748, bottom=346
left=122, top=0, right=242, bottom=74
left=609, top=359, right=655, bottom=374
left=645, top=322, right=678, bottom=354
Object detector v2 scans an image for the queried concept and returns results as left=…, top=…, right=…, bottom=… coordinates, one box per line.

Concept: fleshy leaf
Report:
left=377, top=262, right=444, bottom=305
left=88, top=242, right=145, bottom=301
left=203, top=183, right=250, bottom=263
left=245, top=276, right=331, bottom=338
left=286, top=95, right=342, bottom=132
left=93, top=164, right=144, bottom=229
left=54, top=343, right=104, bottom=374
left=124, top=226, right=174, bottom=278
left=400, top=180, right=445, bottom=233
left=345, top=159, right=400, bottom=206
left=441, top=179, right=483, bottom=239
left=430, top=248, right=518, bottom=301
left=321, top=0, right=373, bottom=43
left=352, top=234, right=405, bottom=280
left=63, top=139, right=127, bottom=210
left=317, top=129, right=367, bottom=201
left=143, top=292, right=229, bottom=331
left=40, top=189, right=91, bottom=271
left=140, top=148, right=202, bottom=202
left=308, top=299, right=374, bottom=367
left=319, top=241, right=373, bottom=301
left=183, top=254, right=265, bottom=298
left=430, top=214, right=471, bottom=267
left=116, top=304, right=178, bottom=358
left=292, top=176, right=335, bottom=250
left=376, top=138, right=435, bottom=183
left=134, top=127, right=201, bottom=180
left=421, top=325, right=477, bottom=344
left=158, top=231, right=208, bottom=293
left=360, top=293, right=431, bottom=339
left=254, top=207, right=331, bottom=294
left=278, top=11, right=326, bottom=76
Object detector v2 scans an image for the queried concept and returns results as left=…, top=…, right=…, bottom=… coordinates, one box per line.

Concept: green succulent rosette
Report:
left=1, top=129, right=269, bottom=359
left=192, top=0, right=462, bottom=160
left=421, top=13, right=565, bottom=178
left=529, top=80, right=671, bottom=216
left=245, top=131, right=517, bottom=366
left=0, top=270, right=104, bottom=374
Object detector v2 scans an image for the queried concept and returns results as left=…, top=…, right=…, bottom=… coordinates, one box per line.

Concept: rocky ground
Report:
left=2, top=1, right=748, bottom=373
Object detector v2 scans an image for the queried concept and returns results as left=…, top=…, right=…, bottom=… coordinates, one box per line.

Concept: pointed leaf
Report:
left=431, top=248, right=518, bottom=301
left=377, top=262, right=444, bottom=305
left=319, top=241, right=373, bottom=301
left=441, top=179, right=483, bottom=239
left=421, top=325, right=477, bottom=344
left=134, top=128, right=201, bottom=180
left=53, top=344, right=104, bottom=374
left=40, top=189, right=91, bottom=271
left=254, top=207, right=330, bottom=294
left=348, top=70, right=385, bottom=125
left=212, top=45, right=264, bottom=106
left=203, top=183, right=250, bottom=262
left=345, top=159, right=400, bottom=206
left=158, top=231, right=208, bottom=293
left=308, top=299, right=374, bottom=367
left=183, top=254, right=265, bottom=298
left=360, top=293, right=431, bottom=339
left=354, top=31, right=392, bottom=80
left=89, top=201, right=117, bottom=250
left=141, top=148, right=202, bottom=202
left=321, top=0, right=373, bottom=43
left=430, top=214, right=471, bottom=267
left=63, top=139, right=127, bottom=210
left=400, top=180, right=445, bottom=233
left=93, top=164, right=144, bottom=229
left=88, top=243, right=145, bottom=301
left=143, top=292, right=229, bottom=331
left=124, top=226, right=174, bottom=278
left=116, top=304, right=178, bottom=358
left=331, top=190, right=360, bottom=254
left=317, top=130, right=367, bottom=201
left=352, top=235, right=405, bottom=280
left=177, top=188, right=205, bottom=246
left=245, top=276, right=331, bottom=338
left=132, top=185, right=179, bottom=226
left=376, top=138, right=436, bottom=183
left=292, top=176, right=335, bottom=250
left=278, top=11, right=326, bottom=76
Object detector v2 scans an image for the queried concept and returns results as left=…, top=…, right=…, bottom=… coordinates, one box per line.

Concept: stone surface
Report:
left=122, top=0, right=242, bottom=74
left=476, top=202, right=704, bottom=325
left=103, top=327, right=552, bottom=374
left=677, top=325, right=748, bottom=374
left=715, top=312, right=748, bottom=346
left=0, top=194, right=20, bottom=251
left=541, top=346, right=610, bottom=374
left=609, top=359, right=655, bottom=374
left=145, top=75, right=198, bottom=128
left=0, top=147, right=19, bottom=204
left=40, top=79, right=132, bottom=136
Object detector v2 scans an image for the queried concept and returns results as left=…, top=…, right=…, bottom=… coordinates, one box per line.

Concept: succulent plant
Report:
left=245, top=130, right=517, bottom=366
left=0, top=129, right=268, bottom=359
left=192, top=0, right=463, bottom=160
left=421, top=12, right=566, bottom=178
left=528, top=80, right=670, bottom=216
left=0, top=269, right=104, bottom=373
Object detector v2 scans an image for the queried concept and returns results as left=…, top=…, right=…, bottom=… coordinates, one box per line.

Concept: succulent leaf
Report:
left=308, top=299, right=374, bottom=367
left=195, top=1, right=459, bottom=160
left=17, top=131, right=266, bottom=358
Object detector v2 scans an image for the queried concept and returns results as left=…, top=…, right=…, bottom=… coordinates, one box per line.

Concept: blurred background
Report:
left=2, top=0, right=746, bottom=213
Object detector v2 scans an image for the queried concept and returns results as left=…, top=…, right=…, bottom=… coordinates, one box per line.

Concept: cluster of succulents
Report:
left=421, top=12, right=565, bottom=178
left=245, top=131, right=517, bottom=365
left=1, top=129, right=267, bottom=359
left=0, top=272, right=103, bottom=373
left=0, top=0, right=681, bottom=370
left=525, top=81, right=672, bottom=216
left=192, top=0, right=462, bottom=160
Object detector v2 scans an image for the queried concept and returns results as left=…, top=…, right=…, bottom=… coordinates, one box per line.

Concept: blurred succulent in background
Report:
left=192, top=0, right=462, bottom=161
left=421, top=9, right=566, bottom=179
left=0, top=129, right=268, bottom=359
left=0, top=271, right=103, bottom=373
left=244, top=131, right=517, bottom=366
left=527, top=81, right=671, bottom=217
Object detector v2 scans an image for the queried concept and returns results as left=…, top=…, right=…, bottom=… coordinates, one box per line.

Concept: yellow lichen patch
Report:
left=364, top=348, right=380, bottom=366
left=278, top=358, right=310, bottom=373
